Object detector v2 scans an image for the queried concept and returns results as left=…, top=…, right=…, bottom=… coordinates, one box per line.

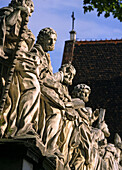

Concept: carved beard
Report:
left=83, top=97, right=89, bottom=103
left=44, top=45, right=55, bottom=52
left=63, top=77, right=73, bottom=86
left=48, top=44, right=55, bottom=51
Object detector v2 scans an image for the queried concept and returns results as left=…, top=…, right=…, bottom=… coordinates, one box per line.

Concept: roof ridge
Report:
left=75, top=39, right=122, bottom=44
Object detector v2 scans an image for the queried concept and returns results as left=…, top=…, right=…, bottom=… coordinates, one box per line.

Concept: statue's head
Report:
left=114, top=133, right=122, bottom=149
left=59, top=64, right=76, bottom=86
left=24, top=0, right=34, bottom=16
left=72, top=84, right=91, bottom=102
left=9, top=0, right=34, bottom=16
left=36, top=27, right=57, bottom=52
left=114, top=133, right=122, bottom=163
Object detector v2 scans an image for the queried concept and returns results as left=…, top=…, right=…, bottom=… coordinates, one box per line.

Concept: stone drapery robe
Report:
left=68, top=106, right=93, bottom=170
left=2, top=42, right=62, bottom=137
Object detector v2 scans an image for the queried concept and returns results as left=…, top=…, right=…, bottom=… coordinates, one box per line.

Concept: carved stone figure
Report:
left=0, top=0, right=35, bottom=137
left=0, top=0, right=34, bottom=57
left=0, top=0, right=35, bottom=114
left=68, top=84, right=94, bottom=169
left=1, top=26, right=63, bottom=138
left=90, top=109, right=110, bottom=170
left=15, top=27, right=60, bottom=137
left=54, top=64, right=77, bottom=163
left=0, top=1, right=121, bottom=170
left=99, top=133, right=122, bottom=170
left=91, top=110, right=122, bottom=170
left=40, top=63, right=76, bottom=158
left=114, top=133, right=122, bottom=169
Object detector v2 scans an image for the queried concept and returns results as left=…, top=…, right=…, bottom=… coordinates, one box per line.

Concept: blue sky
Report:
left=1, top=0, right=122, bottom=73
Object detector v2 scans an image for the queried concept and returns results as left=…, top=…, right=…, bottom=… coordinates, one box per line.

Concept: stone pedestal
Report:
left=0, top=137, right=64, bottom=170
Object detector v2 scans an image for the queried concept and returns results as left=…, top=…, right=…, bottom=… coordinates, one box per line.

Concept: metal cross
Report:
left=71, top=12, right=75, bottom=30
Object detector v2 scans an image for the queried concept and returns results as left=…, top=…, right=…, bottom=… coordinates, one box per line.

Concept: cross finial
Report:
left=71, top=12, right=75, bottom=30
left=70, top=12, right=76, bottom=40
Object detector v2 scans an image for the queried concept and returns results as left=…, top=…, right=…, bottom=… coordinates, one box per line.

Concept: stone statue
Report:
left=0, top=0, right=35, bottom=113
left=91, top=109, right=110, bottom=170
left=0, top=0, right=34, bottom=57
left=0, top=1, right=121, bottom=170
left=90, top=109, right=122, bottom=170
left=1, top=26, right=64, bottom=138
left=114, top=133, right=122, bottom=169
left=68, top=84, right=96, bottom=170
left=40, top=63, right=76, bottom=158
left=0, top=0, right=35, bottom=137
left=15, top=27, right=60, bottom=137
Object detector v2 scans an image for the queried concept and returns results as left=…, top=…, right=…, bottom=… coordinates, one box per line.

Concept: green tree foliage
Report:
left=83, top=0, right=122, bottom=22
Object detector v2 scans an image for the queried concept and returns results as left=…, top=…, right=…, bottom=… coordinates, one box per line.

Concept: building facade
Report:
left=62, top=39, right=122, bottom=141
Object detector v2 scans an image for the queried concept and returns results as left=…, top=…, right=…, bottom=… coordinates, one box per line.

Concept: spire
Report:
left=70, top=12, right=76, bottom=41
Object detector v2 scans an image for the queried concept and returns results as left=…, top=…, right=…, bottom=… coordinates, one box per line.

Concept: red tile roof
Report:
left=62, top=39, right=122, bottom=141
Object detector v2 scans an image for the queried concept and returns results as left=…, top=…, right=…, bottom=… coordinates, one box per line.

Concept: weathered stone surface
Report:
left=0, top=1, right=121, bottom=170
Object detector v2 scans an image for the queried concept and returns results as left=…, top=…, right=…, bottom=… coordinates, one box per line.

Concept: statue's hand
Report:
left=94, top=109, right=99, bottom=117
left=72, top=98, right=85, bottom=109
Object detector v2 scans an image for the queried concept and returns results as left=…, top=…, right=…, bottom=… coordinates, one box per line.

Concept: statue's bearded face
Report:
left=27, top=1, right=34, bottom=16
left=63, top=67, right=76, bottom=85
left=43, top=34, right=57, bottom=52
left=79, top=89, right=90, bottom=102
